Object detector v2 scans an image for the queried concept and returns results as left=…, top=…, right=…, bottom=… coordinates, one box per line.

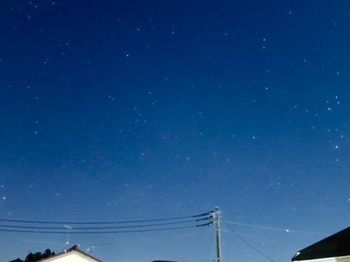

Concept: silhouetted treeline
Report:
left=9, top=249, right=55, bottom=262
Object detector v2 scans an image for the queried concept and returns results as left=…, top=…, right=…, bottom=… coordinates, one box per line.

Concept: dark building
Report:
left=292, top=227, right=350, bottom=262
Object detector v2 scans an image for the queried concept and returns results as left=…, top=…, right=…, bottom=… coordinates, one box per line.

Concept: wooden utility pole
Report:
left=213, top=207, right=222, bottom=262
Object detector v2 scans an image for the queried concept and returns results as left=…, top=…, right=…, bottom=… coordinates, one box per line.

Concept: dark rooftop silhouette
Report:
left=292, top=227, right=350, bottom=261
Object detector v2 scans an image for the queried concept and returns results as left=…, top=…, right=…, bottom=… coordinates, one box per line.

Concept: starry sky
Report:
left=1, top=0, right=350, bottom=261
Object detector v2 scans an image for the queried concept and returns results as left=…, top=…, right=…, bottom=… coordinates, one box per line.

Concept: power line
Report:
left=223, top=219, right=326, bottom=236
left=0, top=211, right=213, bottom=225
left=0, top=222, right=213, bottom=235
left=83, top=228, right=212, bottom=248
left=0, top=216, right=213, bottom=230
left=223, top=221, right=277, bottom=262
left=0, top=211, right=214, bottom=235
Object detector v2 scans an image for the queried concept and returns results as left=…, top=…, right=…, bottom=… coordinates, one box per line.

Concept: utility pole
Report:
left=213, top=207, right=222, bottom=262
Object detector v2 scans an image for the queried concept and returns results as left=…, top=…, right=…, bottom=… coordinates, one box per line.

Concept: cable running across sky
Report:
left=0, top=211, right=214, bottom=234
left=223, top=221, right=277, bottom=262
left=0, top=210, right=213, bottom=225
left=223, top=219, right=326, bottom=236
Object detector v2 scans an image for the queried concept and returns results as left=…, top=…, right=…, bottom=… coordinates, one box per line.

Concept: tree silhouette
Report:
left=9, top=249, right=56, bottom=262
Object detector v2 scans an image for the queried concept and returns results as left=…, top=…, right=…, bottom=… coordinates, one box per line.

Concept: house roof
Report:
left=292, top=227, right=350, bottom=261
left=38, top=245, right=102, bottom=262
left=8, top=245, right=102, bottom=262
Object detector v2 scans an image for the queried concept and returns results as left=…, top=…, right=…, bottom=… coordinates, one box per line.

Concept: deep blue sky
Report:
left=1, top=1, right=350, bottom=261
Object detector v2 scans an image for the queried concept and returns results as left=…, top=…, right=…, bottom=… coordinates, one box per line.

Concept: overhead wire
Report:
left=0, top=222, right=213, bottom=234
left=3, top=209, right=323, bottom=260
left=0, top=211, right=214, bottom=235
left=223, top=221, right=277, bottom=262
left=0, top=217, right=213, bottom=230
left=0, top=211, right=213, bottom=225
left=223, top=219, right=326, bottom=236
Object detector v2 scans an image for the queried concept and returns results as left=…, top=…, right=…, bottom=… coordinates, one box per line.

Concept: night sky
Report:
left=1, top=1, right=350, bottom=261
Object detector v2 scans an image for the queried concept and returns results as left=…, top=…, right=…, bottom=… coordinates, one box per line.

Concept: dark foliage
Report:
left=9, top=249, right=55, bottom=262
left=25, top=249, right=55, bottom=262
